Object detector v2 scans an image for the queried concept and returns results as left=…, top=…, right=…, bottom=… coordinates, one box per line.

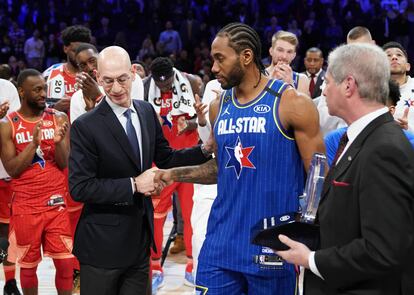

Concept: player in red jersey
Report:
left=43, top=26, right=91, bottom=290
left=143, top=57, right=201, bottom=291
left=44, top=25, right=92, bottom=114
left=0, top=69, right=73, bottom=295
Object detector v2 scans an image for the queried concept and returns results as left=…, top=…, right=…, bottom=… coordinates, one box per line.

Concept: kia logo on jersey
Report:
left=253, top=104, right=271, bottom=114
left=42, top=120, right=53, bottom=127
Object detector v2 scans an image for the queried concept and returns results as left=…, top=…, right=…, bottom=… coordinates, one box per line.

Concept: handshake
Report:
left=133, top=167, right=174, bottom=196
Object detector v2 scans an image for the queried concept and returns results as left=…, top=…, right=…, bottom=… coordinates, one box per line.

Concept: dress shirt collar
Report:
left=105, top=97, right=136, bottom=118
left=306, top=69, right=322, bottom=78
left=336, top=107, right=388, bottom=163
left=347, top=107, right=388, bottom=144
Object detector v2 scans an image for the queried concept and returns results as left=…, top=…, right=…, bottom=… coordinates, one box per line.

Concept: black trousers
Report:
left=80, top=257, right=150, bottom=295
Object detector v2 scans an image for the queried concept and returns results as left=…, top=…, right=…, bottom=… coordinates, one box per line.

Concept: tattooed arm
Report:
left=154, top=158, right=218, bottom=186
left=154, top=91, right=221, bottom=189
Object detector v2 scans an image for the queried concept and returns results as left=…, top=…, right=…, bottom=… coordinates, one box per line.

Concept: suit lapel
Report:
left=98, top=99, right=140, bottom=170
left=312, top=70, right=325, bottom=97
left=321, top=112, right=393, bottom=202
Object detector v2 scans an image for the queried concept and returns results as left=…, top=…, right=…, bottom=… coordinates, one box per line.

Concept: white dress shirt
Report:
left=106, top=97, right=143, bottom=193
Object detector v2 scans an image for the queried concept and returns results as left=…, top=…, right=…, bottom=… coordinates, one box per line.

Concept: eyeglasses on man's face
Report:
left=101, top=74, right=131, bottom=88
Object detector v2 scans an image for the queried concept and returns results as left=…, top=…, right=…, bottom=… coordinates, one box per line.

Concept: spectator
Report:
left=137, top=36, right=156, bottom=61
left=24, top=30, right=45, bottom=70
left=45, top=34, right=60, bottom=68
left=158, top=21, right=182, bottom=56
left=8, top=22, right=25, bottom=59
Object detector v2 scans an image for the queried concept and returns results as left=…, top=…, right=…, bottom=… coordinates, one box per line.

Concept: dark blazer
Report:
left=305, top=112, right=414, bottom=295
left=69, top=98, right=207, bottom=269
left=303, top=70, right=325, bottom=98
left=311, top=70, right=325, bottom=99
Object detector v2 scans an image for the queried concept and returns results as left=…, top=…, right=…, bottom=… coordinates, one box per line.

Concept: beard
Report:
left=27, top=99, right=46, bottom=111
left=220, top=60, right=244, bottom=90
left=68, top=55, right=78, bottom=69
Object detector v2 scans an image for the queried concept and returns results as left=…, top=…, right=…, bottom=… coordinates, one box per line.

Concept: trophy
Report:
left=251, top=153, right=327, bottom=251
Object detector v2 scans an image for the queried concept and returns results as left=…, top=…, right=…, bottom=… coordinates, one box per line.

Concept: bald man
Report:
left=68, top=46, right=210, bottom=295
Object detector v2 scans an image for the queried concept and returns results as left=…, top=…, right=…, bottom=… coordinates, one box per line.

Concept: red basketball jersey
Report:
left=46, top=63, right=77, bottom=99
left=159, top=90, right=199, bottom=149
left=7, top=109, right=66, bottom=214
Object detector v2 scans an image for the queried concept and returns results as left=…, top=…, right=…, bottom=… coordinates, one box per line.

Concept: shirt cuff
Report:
left=131, top=177, right=136, bottom=194
left=309, top=251, right=324, bottom=280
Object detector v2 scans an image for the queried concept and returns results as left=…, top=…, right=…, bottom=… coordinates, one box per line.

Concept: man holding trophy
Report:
left=277, top=43, right=414, bottom=295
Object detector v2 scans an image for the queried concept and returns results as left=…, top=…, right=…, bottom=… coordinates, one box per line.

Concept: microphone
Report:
left=0, top=238, right=9, bottom=263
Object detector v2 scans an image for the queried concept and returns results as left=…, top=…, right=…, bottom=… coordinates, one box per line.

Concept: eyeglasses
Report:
left=101, top=74, right=131, bottom=88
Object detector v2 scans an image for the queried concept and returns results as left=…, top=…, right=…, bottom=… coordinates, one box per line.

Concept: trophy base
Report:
left=251, top=213, right=320, bottom=251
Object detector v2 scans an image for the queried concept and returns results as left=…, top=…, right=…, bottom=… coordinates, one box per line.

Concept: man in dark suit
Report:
left=277, top=43, right=414, bottom=295
left=69, top=46, right=210, bottom=295
left=303, top=47, right=325, bottom=98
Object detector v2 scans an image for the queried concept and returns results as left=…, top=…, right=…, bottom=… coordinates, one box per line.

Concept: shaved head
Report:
left=97, top=46, right=135, bottom=107
left=98, top=46, right=131, bottom=72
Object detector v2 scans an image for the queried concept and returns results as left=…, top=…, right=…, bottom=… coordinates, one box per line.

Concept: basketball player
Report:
left=267, top=30, right=310, bottom=96
left=0, top=78, right=21, bottom=295
left=0, top=69, right=73, bottom=295
left=143, top=57, right=200, bottom=291
left=155, top=23, right=324, bottom=294
left=43, top=25, right=92, bottom=114
left=43, top=26, right=91, bottom=290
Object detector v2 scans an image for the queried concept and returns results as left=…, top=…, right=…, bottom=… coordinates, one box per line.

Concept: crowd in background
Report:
left=0, top=0, right=413, bottom=85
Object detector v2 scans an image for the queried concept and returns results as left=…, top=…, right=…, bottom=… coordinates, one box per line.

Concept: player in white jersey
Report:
left=0, top=78, right=21, bottom=295
left=191, top=79, right=220, bottom=277
left=383, top=41, right=414, bottom=132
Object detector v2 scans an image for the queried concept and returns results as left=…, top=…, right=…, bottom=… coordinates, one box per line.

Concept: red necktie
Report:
left=332, top=132, right=349, bottom=166
left=309, top=74, right=316, bottom=96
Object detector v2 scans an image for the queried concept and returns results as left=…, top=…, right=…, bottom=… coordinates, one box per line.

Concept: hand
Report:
left=32, top=121, right=43, bottom=146
left=271, top=62, right=293, bottom=85
left=275, top=234, right=311, bottom=269
left=193, top=94, right=208, bottom=127
left=203, top=130, right=216, bottom=154
left=176, top=116, right=188, bottom=135
left=54, top=121, right=69, bottom=144
left=134, top=167, right=159, bottom=196
left=0, top=100, right=10, bottom=119
left=53, top=97, right=71, bottom=112
left=396, top=107, right=409, bottom=130
left=77, top=72, right=101, bottom=107
left=154, top=169, right=174, bottom=190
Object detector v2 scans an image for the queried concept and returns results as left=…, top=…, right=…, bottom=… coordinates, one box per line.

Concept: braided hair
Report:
left=217, top=23, right=266, bottom=88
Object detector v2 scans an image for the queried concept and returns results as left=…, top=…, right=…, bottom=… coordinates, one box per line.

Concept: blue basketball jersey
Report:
left=292, top=71, right=299, bottom=89
left=199, top=79, right=305, bottom=275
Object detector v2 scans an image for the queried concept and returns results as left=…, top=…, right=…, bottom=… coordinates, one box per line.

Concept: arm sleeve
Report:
left=69, top=119, right=135, bottom=205
left=315, top=142, right=414, bottom=289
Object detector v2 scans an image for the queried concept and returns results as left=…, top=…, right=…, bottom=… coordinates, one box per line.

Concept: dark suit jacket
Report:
left=69, top=98, right=207, bottom=269
left=312, top=70, right=325, bottom=98
left=303, top=70, right=325, bottom=98
left=305, top=112, right=414, bottom=295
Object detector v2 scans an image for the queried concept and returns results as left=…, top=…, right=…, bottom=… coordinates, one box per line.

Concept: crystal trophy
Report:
left=251, top=153, right=327, bottom=250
